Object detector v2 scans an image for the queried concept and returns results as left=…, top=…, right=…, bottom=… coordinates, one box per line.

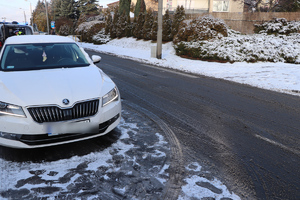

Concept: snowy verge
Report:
left=78, top=37, right=300, bottom=97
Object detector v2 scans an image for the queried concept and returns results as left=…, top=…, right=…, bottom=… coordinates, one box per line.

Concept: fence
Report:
left=187, top=12, right=300, bottom=34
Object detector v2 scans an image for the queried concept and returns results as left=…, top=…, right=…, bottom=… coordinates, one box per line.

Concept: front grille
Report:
left=27, top=99, right=99, bottom=123
left=18, top=114, right=120, bottom=146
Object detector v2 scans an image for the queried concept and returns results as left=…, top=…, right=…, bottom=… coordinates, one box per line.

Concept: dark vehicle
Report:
left=0, top=23, right=33, bottom=49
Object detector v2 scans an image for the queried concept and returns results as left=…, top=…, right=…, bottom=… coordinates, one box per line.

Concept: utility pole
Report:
left=30, top=2, right=33, bottom=25
left=156, top=0, right=163, bottom=59
left=45, top=0, right=50, bottom=34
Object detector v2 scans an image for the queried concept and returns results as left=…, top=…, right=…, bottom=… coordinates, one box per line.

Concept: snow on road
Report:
left=80, top=37, right=300, bottom=96
left=0, top=108, right=240, bottom=199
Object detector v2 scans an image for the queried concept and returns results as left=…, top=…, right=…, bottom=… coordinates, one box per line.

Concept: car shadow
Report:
left=0, top=128, right=122, bottom=163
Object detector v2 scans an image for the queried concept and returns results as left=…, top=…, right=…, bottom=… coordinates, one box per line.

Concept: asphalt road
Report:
left=87, top=50, right=300, bottom=200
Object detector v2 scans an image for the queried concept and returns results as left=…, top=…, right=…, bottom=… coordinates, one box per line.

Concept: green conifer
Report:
left=125, top=16, right=132, bottom=37
left=150, top=16, right=158, bottom=41
left=110, top=6, right=119, bottom=39
left=171, top=5, right=185, bottom=38
left=119, top=0, right=131, bottom=16
left=133, top=12, right=145, bottom=39
left=143, top=10, right=154, bottom=40
left=116, top=13, right=128, bottom=38
left=105, top=8, right=112, bottom=35
left=162, top=9, right=172, bottom=41
left=134, top=0, right=146, bottom=17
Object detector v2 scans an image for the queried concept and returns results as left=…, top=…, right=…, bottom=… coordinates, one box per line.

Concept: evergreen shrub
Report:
left=75, top=21, right=106, bottom=43
left=56, top=17, right=74, bottom=36
left=162, top=10, right=172, bottom=41
left=143, top=10, right=154, bottom=40
left=134, top=12, right=146, bottom=39
left=172, top=5, right=185, bottom=38
left=92, top=29, right=111, bottom=44
left=150, top=16, right=158, bottom=41
left=254, top=18, right=300, bottom=35
left=173, top=15, right=230, bottom=62
left=110, top=6, right=120, bottom=39
left=116, top=13, right=129, bottom=38
left=173, top=15, right=228, bottom=44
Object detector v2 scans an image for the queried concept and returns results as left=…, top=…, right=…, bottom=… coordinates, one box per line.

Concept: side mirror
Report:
left=92, top=55, right=101, bottom=64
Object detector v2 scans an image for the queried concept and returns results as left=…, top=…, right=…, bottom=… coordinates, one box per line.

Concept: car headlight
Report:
left=102, top=87, right=119, bottom=107
left=0, top=101, right=26, bottom=117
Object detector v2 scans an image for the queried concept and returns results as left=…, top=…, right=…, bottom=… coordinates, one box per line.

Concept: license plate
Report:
left=47, top=119, right=90, bottom=136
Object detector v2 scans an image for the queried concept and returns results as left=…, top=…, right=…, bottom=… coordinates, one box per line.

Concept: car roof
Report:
left=4, top=35, right=75, bottom=45
left=0, top=24, right=30, bottom=28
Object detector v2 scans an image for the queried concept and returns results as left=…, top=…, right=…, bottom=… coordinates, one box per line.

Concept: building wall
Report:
left=177, top=0, right=209, bottom=11
left=229, top=0, right=244, bottom=12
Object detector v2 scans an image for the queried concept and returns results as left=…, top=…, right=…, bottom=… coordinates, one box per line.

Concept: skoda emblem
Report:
left=62, top=99, right=70, bottom=105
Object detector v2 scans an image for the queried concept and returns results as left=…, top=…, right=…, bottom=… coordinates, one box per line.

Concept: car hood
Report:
left=0, top=66, right=113, bottom=107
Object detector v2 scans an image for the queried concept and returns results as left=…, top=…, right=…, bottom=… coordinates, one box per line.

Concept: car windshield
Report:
left=0, top=43, right=90, bottom=71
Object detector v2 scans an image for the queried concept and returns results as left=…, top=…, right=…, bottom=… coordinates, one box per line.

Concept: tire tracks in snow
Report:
left=123, top=101, right=184, bottom=200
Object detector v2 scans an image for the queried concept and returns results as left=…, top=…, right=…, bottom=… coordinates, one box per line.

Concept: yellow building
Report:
left=131, top=0, right=244, bottom=13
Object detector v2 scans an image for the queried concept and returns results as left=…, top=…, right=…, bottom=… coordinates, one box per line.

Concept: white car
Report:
left=0, top=35, right=121, bottom=148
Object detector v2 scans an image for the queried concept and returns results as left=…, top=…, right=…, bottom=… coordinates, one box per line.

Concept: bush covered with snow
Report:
left=92, top=29, right=111, bottom=44
left=173, top=16, right=300, bottom=64
left=59, top=24, right=72, bottom=36
left=173, top=16, right=228, bottom=44
left=75, top=21, right=106, bottom=43
left=55, top=17, right=74, bottom=36
left=254, top=18, right=300, bottom=35
left=174, top=31, right=300, bottom=64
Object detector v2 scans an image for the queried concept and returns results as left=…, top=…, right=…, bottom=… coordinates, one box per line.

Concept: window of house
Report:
left=213, top=0, right=229, bottom=12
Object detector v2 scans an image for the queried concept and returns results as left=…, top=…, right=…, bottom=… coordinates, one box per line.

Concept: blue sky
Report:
left=1, top=0, right=116, bottom=24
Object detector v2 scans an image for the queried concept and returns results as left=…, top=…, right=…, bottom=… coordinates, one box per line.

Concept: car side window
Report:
left=1, top=46, right=14, bottom=69
left=25, top=27, right=33, bottom=35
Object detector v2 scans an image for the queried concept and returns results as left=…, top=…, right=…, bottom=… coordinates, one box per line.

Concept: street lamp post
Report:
left=19, top=8, right=27, bottom=24
left=25, top=0, right=33, bottom=25
left=23, top=10, right=27, bottom=23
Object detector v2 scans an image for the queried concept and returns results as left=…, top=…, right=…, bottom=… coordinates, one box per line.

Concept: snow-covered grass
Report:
left=79, top=37, right=300, bottom=96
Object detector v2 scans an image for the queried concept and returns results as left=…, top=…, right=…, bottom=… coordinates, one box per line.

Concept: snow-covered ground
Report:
left=0, top=107, right=240, bottom=199
left=79, top=37, right=300, bottom=97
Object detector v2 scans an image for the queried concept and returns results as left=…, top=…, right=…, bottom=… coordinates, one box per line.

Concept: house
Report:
left=131, top=0, right=244, bottom=14
left=107, top=1, right=120, bottom=10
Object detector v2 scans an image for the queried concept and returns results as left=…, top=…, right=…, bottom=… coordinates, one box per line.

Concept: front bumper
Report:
left=0, top=99, right=121, bottom=148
